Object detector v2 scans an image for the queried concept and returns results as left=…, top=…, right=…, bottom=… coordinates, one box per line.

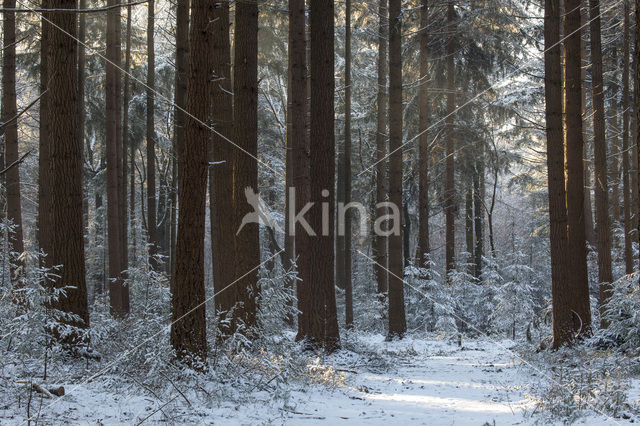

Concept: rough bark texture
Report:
left=106, top=0, right=128, bottom=316
left=564, top=0, right=592, bottom=339
left=2, top=0, right=25, bottom=276
left=210, top=0, right=236, bottom=331
left=308, top=0, right=339, bottom=350
left=416, top=0, right=430, bottom=269
left=388, top=0, right=406, bottom=338
left=445, top=2, right=456, bottom=276
left=146, top=0, right=158, bottom=270
left=375, top=0, right=389, bottom=296
left=289, top=0, right=311, bottom=340
left=588, top=0, right=613, bottom=326
left=343, top=0, right=353, bottom=329
left=232, top=0, right=260, bottom=332
left=546, top=0, right=573, bottom=348
left=171, top=0, right=188, bottom=280
left=47, top=0, right=90, bottom=338
left=170, top=0, right=213, bottom=366
left=120, top=0, right=129, bottom=278
left=622, top=0, right=633, bottom=275
left=636, top=0, right=640, bottom=287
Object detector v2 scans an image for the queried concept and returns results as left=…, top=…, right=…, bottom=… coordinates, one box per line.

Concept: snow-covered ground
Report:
left=1, top=335, right=634, bottom=425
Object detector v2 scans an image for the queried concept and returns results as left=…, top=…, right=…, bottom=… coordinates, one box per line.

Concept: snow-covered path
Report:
left=282, top=337, right=533, bottom=425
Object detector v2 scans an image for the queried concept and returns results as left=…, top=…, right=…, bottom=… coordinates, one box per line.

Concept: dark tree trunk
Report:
left=546, top=0, right=573, bottom=348
left=387, top=0, right=406, bottom=338
left=564, top=0, right=592, bottom=339
left=146, top=0, right=158, bottom=270
left=473, top=159, right=483, bottom=280
left=170, top=0, right=213, bottom=366
left=416, top=0, right=430, bottom=270
left=38, top=0, right=50, bottom=263
left=232, top=0, right=260, bottom=332
left=289, top=0, right=311, bottom=341
left=2, top=0, right=25, bottom=278
left=445, top=2, right=456, bottom=276
left=106, top=0, right=128, bottom=316
left=47, top=0, right=90, bottom=340
left=375, top=0, right=389, bottom=296
left=125, top=0, right=136, bottom=265
left=308, top=0, right=340, bottom=350
left=121, top=0, right=131, bottom=275
left=636, top=0, right=640, bottom=287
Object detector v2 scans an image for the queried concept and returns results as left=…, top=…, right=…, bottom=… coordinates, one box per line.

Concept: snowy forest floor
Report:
left=2, top=333, right=640, bottom=425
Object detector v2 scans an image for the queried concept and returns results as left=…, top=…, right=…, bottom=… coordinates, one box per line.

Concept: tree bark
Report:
left=546, top=0, right=573, bottom=348
left=581, top=1, right=595, bottom=248
left=308, top=0, right=339, bottom=350
left=416, top=0, right=430, bottom=270
left=210, top=0, right=235, bottom=333
left=47, top=0, right=90, bottom=340
left=106, top=0, right=128, bottom=316
left=2, top=0, right=25, bottom=278
left=375, top=0, right=389, bottom=296
left=473, top=159, right=483, bottom=280
left=170, top=0, right=213, bottom=366
left=289, top=0, right=311, bottom=341
left=636, top=0, right=640, bottom=287
left=564, top=0, right=592, bottom=339
left=232, top=0, right=260, bottom=332
left=38, top=0, right=51, bottom=264
left=387, top=0, right=406, bottom=338
left=445, top=2, right=456, bottom=276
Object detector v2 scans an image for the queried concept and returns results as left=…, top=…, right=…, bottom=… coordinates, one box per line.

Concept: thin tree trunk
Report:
left=343, top=0, right=353, bottom=329
left=609, top=46, right=621, bottom=228
left=38, top=0, right=50, bottom=264
left=2, top=0, right=25, bottom=278
left=171, top=0, right=188, bottom=281
left=636, top=0, right=640, bottom=287
left=465, top=182, right=473, bottom=257
left=106, top=0, right=127, bottom=316
left=375, top=0, right=388, bottom=296
left=473, top=158, right=483, bottom=280
left=289, top=0, right=311, bottom=341
left=416, top=0, right=430, bottom=271
left=126, top=0, right=136, bottom=266
left=120, top=0, right=130, bottom=279
left=445, top=2, right=456, bottom=276
left=622, top=0, right=633, bottom=274
left=47, top=0, right=90, bottom=341
left=146, top=0, right=158, bottom=270
left=564, top=0, right=592, bottom=338
left=387, top=0, right=406, bottom=338
left=308, top=0, right=340, bottom=350
left=581, top=1, right=595, bottom=248
left=79, top=0, right=87, bottom=249
left=283, top=56, right=294, bottom=326
left=232, top=0, right=260, bottom=332
left=546, top=0, right=573, bottom=348
left=170, top=0, right=213, bottom=366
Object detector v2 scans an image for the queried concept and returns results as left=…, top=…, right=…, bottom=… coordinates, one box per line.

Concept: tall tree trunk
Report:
left=564, top=0, right=592, bottom=338
left=636, top=0, right=640, bottom=287
left=106, top=0, right=128, bottom=316
left=210, top=0, right=234, bottom=332
left=47, top=0, right=90, bottom=341
left=546, top=0, right=573, bottom=348
left=146, top=0, right=158, bottom=270
left=289, top=0, right=311, bottom=340
left=38, top=0, right=51, bottom=264
left=283, top=52, right=294, bottom=326
left=609, top=47, right=621, bottom=228
left=232, top=0, right=260, bottom=332
left=375, top=0, right=389, bottom=296
left=2, top=0, right=25, bottom=278
left=416, top=0, right=430, bottom=270
left=308, top=0, right=339, bottom=350
left=445, top=2, right=456, bottom=276
left=343, top=0, right=353, bottom=329
left=589, top=0, right=613, bottom=322
left=622, top=0, right=633, bottom=275
left=79, top=0, right=87, bottom=249
left=387, top=0, right=406, bottom=338
left=465, top=182, right=474, bottom=257
left=171, top=0, right=188, bottom=280
left=170, top=0, right=213, bottom=366
left=125, top=0, right=136, bottom=266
